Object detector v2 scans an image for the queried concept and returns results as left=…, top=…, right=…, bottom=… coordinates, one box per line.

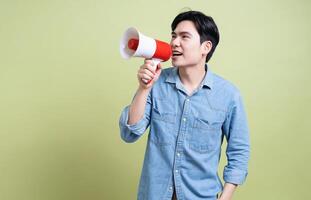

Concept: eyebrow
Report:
left=171, top=31, right=193, bottom=36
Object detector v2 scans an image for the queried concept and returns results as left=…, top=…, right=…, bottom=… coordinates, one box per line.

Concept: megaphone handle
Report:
left=151, top=59, right=161, bottom=70
left=142, top=58, right=161, bottom=84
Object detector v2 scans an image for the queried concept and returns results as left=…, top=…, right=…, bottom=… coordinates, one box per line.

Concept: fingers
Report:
left=137, top=59, right=163, bottom=86
left=138, top=60, right=156, bottom=84
left=139, top=73, right=153, bottom=84
left=138, top=68, right=154, bottom=82
left=140, top=67, right=155, bottom=78
left=144, top=59, right=157, bottom=72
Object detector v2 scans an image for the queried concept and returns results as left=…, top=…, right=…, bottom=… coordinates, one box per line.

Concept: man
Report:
left=119, top=11, right=250, bottom=200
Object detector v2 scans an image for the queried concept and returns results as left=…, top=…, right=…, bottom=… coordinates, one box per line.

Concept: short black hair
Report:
left=171, top=11, right=220, bottom=63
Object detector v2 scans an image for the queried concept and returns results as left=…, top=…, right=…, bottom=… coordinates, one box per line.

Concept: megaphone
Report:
left=120, top=27, right=172, bottom=68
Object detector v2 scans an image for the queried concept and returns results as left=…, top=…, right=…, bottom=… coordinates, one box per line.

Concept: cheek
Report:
left=185, top=45, right=201, bottom=58
left=186, top=41, right=200, bottom=50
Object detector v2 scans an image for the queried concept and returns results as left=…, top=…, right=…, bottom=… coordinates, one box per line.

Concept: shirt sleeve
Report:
left=119, top=91, right=152, bottom=143
left=222, top=91, right=250, bottom=185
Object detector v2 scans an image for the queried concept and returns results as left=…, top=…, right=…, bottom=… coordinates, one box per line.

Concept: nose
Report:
left=170, top=37, right=180, bottom=48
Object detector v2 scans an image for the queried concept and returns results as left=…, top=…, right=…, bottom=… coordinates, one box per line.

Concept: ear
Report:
left=201, top=40, right=212, bottom=55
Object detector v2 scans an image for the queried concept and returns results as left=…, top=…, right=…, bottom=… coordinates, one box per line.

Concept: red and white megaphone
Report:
left=120, top=27, right=172, bottom=69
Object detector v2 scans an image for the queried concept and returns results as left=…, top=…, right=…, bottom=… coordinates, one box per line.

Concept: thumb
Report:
left=157, top=63, right=162, bottom=69
left=154, top=63, right=162, bottom=80
left=156, top=63, right=162, bottom=73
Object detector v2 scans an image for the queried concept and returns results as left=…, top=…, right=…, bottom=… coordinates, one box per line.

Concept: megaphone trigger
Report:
left=151, top=59, right=161, bottom=71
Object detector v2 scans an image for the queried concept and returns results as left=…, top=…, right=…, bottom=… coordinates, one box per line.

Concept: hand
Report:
left=217, top=196, right=229, bottom=200
left=217, top=183, right=237, bottom=200
left=137, top=59, right=162, bottom=90
left=217, top=195, right=231, bottom=200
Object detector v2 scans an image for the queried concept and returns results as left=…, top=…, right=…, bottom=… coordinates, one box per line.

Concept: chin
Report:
left=172, top=59, right=184, bottom=67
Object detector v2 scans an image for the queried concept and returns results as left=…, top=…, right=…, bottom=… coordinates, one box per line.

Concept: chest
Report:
left=152, top=89, right=226, bottom=128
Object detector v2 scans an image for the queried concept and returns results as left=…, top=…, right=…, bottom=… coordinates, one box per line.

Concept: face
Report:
left=170, top=20, right=210, bottom=68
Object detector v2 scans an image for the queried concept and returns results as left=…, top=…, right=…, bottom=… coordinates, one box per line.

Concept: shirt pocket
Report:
left=193, top=118, right=222, bottom=130
left=152, top=107, right=176, bottom=124
left=150, top=101, right=176, bottom=145
left=189, top=117, right=223, bottom=153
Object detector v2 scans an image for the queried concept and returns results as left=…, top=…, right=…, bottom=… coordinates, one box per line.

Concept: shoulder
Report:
left=212, top=72, right=241, bottom=96
left=209, top=71, right=243, bottom=112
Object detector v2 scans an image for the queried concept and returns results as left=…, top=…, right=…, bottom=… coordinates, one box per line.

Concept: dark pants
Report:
left=172, top=190, right=177, bottom=200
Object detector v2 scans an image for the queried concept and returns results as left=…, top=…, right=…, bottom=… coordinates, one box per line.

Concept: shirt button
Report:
left=175, top=169, right=179, bottom=173
left=169, top=186, right=173, bottom=190
left=183, top=118, right=186, bottom=122
left=186, top=99, right=190, bottom=102
left=177, top=153, right=180, bottom=157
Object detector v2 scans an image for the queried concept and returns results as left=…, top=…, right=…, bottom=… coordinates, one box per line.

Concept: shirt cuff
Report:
left=223, top=168, right=248, bottom=185
left=119, top=106, right=148, bottom=136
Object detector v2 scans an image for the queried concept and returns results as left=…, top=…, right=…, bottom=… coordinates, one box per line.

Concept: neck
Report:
left=178, top=62, right=206, bottom=95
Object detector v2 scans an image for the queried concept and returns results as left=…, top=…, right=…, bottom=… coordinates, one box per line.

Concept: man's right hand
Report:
left=137, top=59, right=162, bottom=90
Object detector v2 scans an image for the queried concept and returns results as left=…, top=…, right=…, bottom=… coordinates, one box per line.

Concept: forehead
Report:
left=173, top=20, right=199, bottom=35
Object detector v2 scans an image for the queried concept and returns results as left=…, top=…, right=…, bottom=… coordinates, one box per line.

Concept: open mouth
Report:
left=172, top=51, right=183, bottom=57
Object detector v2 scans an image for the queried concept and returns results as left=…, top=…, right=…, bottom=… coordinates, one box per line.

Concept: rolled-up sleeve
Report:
left=222, top=91, right=250, bottom=185
left=119, top=92, right=152, bottom=143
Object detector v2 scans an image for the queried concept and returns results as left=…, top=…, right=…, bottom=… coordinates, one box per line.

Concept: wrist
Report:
left=137, top=86, right=151, bottom=94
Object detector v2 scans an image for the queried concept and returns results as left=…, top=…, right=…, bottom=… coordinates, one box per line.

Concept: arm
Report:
left=119, top=60, right=162, bottom=142
left=127, top=87, right=151, bottom=125
left=221, top=91, right=250, bottom=196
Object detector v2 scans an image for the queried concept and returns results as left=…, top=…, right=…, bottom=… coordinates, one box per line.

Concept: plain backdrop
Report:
left=0, top=0, right=310, bottom=199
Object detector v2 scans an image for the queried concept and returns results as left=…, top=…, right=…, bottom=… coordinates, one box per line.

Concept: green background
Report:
left=0, top=0, right=310, bottom=199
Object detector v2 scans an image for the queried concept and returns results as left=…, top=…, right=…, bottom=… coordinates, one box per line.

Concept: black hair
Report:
left=171, top=11, right=220, bottom=63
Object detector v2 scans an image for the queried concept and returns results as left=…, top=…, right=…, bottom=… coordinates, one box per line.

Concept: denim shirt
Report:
left=119, top=66, right=250, bottom=200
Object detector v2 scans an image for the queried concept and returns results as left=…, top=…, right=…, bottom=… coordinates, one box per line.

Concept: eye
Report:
left=171, top=35, right=176, bottom=39
left=182, top=35, right=190, bottom=39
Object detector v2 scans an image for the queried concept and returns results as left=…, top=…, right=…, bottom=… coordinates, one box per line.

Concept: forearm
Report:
left=218, top=183, right=237, bottom=200
left=128, top=87, right=151, bottom=125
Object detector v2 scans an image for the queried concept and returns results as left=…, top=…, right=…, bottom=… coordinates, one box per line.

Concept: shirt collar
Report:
left=165, top=64, right=214, bottom=90
left=202, top=64, right=214, bottom=89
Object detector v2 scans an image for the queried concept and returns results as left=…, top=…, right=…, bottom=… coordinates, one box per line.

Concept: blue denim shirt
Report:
left=119, top=66, right=250, bottom=200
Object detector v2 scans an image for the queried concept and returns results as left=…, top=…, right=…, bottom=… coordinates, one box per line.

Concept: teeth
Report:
left=172, top=50, right=182, bottom=56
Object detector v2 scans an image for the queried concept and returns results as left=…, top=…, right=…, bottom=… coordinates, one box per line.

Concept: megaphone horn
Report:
left=120, top=27, right=172, bottom=64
